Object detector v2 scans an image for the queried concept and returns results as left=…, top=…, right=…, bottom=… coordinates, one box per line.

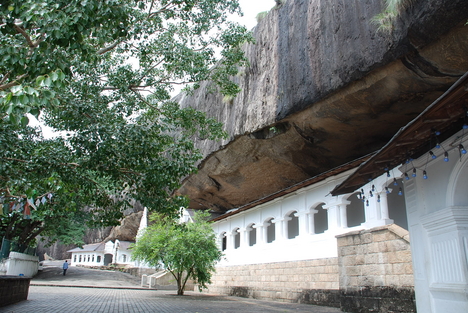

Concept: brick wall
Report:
left=336, top=224, right=416, bottom=313
left=204, top=258, right=341, bottom=307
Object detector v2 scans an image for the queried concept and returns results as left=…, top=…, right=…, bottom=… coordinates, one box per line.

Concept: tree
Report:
left=0, top=0, right=253, bottom=247
left=132, top=211, right=222, bottom=295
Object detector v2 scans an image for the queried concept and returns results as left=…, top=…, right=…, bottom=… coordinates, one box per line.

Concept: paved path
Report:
left=1, top=261, right=344, bottom=313
left=31, top=260, right=142, bottom=288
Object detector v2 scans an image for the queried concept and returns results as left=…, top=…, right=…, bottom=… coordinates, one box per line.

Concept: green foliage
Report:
left=256, top=11, right=269, bottom=23
left=371, top=0, right=415, bottom=33
left=132, top=211, right=222, bottom=295
left=222, top=94, right=235, bottom=104
left=0, top=0, right=254, bottom=246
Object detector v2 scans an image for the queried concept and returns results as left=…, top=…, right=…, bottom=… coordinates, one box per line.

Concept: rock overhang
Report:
left=174, top=0, right=468, bottom=213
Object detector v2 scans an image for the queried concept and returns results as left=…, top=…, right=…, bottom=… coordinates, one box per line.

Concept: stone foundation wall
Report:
left=205, top=258, right=340, bottom=307
left=0, top=276, right=31, bottom=307
left=206, top=224, right=415, bottom=312
left=336, top=224, right=416, bottom=313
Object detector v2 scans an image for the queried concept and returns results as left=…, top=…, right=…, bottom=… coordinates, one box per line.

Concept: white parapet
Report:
left=6, top=252, right=39, bottom=277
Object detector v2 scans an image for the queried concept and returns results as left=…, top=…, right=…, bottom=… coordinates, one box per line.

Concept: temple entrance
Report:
left=103, top=253, right=113, bottom=266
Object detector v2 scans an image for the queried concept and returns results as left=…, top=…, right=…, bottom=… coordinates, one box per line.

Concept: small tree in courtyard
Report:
left=132, top=211, right=222, bottom=295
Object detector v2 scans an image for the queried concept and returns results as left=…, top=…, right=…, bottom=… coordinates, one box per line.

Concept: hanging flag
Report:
left=12, top=202, right=21, bottom=211
left=28, top=198, right=37, bottom=210
left=24, top=202, right=31, bottom=219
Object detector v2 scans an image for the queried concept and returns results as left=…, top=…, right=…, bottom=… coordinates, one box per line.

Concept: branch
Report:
left=102, top=85, right=151, bottom=91
left=0, top=72, right=11, bottom=85
left=148, top=1, right=176, bottom=18
left=32, top=34, right=45, bottom=48
left=119, top=168, right=142, bottom=175
left=97, top=41, right=121, bottom=55
left=3, top=157, right=29, bottom=163
left=3, top=213, right=19, bottom=240
left=0, top=73, right=28, bottom=91
left=181, top=265, right=194, bottom=290
left=13, top=24, right=35, bottom=48
left=130, top=89, right=162, bottom=112
left=2, top=157, right=78, bottom=169
left=23, top=224, right=45, bottom=247
left=148, top=0, right=156, bottom=17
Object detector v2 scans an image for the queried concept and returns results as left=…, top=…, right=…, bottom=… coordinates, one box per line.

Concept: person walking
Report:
left=63, top=260, right=69, bottom=276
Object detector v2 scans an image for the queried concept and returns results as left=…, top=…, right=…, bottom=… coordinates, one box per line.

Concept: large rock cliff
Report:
left=175, top=0, right=468, bottom=212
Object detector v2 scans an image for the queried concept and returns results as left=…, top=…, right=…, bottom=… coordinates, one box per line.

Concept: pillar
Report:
left=272, top=218, right=282, bottom=241
left=339, top=204, right=348, bottom=228
left=308, top=209, right=318, bottom=234
left=254, top=224, right=265, bottom=244
left=239, top=227, right=247, bottom=248
left=225, top=232, right=234, bottom=250
left=295, top=211, right=308, bottom=236
left=378, top=191, right=391, bottom=221
left=324, top=198, right=350, bottom=233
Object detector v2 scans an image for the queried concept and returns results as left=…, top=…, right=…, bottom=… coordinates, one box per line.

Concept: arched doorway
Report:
left=314, top=203, right=328, bottom=234
left=104, top=253, right=113, bottom=266
left=346, top=192, right=365, bottom=227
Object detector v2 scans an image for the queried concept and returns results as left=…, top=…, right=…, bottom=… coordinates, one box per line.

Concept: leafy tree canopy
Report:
left=0, top=0, right=253, bottom=247
left=132, top=210, right=222, bottom=295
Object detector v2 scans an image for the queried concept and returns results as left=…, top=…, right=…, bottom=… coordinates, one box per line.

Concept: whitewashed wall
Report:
left=70, top=241, right=135, bottom=267
left=212, top=168, right=404, bottom=266
left=403, top=129, right=468, bottom=313
left=71, top=251, right=105, bottom=266
left=5, top=252, right=39, bottom=277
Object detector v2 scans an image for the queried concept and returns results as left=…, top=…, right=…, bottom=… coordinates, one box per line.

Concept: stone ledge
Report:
left=336, top=224, right=410, bottom=243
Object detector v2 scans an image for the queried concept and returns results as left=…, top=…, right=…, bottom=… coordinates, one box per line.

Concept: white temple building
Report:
left=211, top=166, right=406, bottom=267
left=203, top=73, right=468, bottom=313
left=68, top=240, right=135, bottom=267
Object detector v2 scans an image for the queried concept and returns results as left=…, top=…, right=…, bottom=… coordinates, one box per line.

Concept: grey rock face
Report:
left=176, top=0, right=468, bottom=212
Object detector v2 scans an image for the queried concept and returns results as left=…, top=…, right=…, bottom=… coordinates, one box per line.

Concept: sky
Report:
left=235, top=0, right=275, bottom=30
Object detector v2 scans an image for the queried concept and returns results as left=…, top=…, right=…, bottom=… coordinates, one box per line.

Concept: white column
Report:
left=254, top=224, right=265, bottom=244
left=272, top=218, right=283, bottom=241
left=225, top=232, right=234, bottom=250
left=239, top=227, right=247, bottom=248
left=295, top=211, right=308, bottom=236
left=365, top=191, right=393, bottom=228
left=324, top=198, right=350, bottom=233
left=379, top=192, right=391, bottom=221
left=309, top=209, right=318, bottom=234
left=324, top=205, right=340, bottom=232
left=339, top=204, right=348, bottom=228
left=282, top=216, right=292, bottom=239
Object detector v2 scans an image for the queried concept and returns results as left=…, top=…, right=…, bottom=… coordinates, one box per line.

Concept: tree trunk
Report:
left=3, top=213, right=19, bottom=240
left=177, top=275, right=184, bottom=295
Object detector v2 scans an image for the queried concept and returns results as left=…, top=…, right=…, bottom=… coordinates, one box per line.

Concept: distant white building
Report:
left=67, top=240, right=135, bottom=267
